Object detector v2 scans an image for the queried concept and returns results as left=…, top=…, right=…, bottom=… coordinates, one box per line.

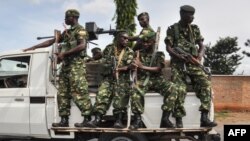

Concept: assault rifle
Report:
left=172, top=47, right=210, bottom=75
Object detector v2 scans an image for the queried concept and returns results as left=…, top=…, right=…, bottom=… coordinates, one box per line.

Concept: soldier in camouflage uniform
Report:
left=129, top=33, right=181, bottom=129
left=165, top=5, right=217, bottom=128
left=23, top=9, right=92, bottom=127
left=85, top=47, right=103, bottom=63
left=129, top=12, right=155, bottom=51
left=86, top=32, right=134, bottom=128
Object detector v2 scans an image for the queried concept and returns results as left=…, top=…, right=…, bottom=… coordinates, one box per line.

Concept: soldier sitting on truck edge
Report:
left=165, top=5, right=217, bottom=128
left=23, top=9, right=93, bottom=127
left=86, top=31, right=134, bottom=128
left=129, top=32, right=182, bottom=129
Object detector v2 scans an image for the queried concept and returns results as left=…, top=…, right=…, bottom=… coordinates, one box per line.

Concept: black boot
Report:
left=161, top=111, right=175, bottom=128
left=85, top=114, right=102, bottom=128
left=200, top=111, right=217, bottom=127
left=75, top=115, right=92, bottom=127
left=113, top=113, right=124, bottom=128
left=176, top=117, right=183, bottom=128
left=129, top=114, right=144, bottom=129
left=52, top=116, right=69, bottom=127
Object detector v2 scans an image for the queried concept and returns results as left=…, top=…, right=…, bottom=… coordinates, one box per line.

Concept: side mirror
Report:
left=17, top=64, right=27, bottom=68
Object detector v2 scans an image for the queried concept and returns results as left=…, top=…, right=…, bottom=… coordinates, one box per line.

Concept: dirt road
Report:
left=214, top=111, right=250, bottom=141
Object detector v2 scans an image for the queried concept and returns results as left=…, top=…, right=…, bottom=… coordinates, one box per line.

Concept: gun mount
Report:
left=86, top=22, right=125, bottom=41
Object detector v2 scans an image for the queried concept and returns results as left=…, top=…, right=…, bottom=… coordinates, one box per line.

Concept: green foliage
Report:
left=113, top=0, right=137, bottom=37
left=204, top=37, right=243, bottom=75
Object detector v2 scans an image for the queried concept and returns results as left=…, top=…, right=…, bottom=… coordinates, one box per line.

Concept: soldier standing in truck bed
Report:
left=165, top=5, right=217, bottom=128
left=23, top=9, right=92, bottom=127
left=129, top=12, right=155, bottom=51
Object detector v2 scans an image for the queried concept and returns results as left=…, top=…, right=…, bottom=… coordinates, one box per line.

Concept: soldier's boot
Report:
left=113, top=113, right=124, bottom=128
left=85, top=114, right=102, bottom=128
left=200, top=111, right=217, bottom=127
left=74, top=115, right=92, bottom=127
left=161, top=111, right=175, bottom=128
left=52, top=116, right=69, bottom=127
left=129, top=114, right=144, bottom=129
left=176, top=117, right=183, bottom=128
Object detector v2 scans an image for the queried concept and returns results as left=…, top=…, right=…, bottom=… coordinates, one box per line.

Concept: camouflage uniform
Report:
left=92, top=44, right=116, bottom=115
left=110, top=46, right=134, bottom=115
left=58, top=23, right=92, bottom=117
left=131, top=51, right=180, bottom=114
left=165, top=22, right=211, bottom=118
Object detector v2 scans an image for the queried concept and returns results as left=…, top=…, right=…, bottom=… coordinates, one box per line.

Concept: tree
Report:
left=113, top=0, right=137, bottom=36
left=242, top=39, right=250, bottom=57
left=204, top=37, right=243, bottom=75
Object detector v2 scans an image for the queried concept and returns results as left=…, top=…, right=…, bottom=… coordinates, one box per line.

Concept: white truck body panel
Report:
left=0, top=48, right=217, bottom=140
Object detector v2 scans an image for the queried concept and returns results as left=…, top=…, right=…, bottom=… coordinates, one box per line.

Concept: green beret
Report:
left=91, top=47, right=101, bottom=53
left=141, top=32, right=156, bottom=41
left=65, top=9, right=80, bottom=17
left=180, top=5, right=195, bottom=13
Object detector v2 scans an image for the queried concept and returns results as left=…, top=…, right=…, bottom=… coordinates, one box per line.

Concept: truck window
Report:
left=0, top=56, right=30, bottom=88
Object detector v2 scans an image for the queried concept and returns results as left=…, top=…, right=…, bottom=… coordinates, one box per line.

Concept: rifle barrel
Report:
left=37, top=36, right=55, bottom=40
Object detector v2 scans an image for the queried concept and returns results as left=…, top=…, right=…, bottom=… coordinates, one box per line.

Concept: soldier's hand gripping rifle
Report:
left=172, top=47, right=210, bottom=75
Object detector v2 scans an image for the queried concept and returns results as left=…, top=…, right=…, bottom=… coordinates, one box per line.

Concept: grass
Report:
left=215, top=110, right=230, bottom=119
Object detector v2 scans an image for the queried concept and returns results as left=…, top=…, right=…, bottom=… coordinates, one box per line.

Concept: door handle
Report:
left=15, top=98, right=24, bottom=102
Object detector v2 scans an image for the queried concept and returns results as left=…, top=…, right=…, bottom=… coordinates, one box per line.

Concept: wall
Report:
left=211, top=75, right=250, bottom=111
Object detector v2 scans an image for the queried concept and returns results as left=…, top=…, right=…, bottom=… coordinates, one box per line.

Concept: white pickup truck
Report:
left=0, top=48, right=220, bottom=141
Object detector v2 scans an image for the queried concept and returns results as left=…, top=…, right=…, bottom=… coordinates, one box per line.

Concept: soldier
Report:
left=86, top=32, right=134, bottom=128
left=129, top=12, right=155, bottom=51
left=165, top=5, right=217, bottom=127
left=129, top=33, right=181, bottom=129
left=23, top=9, right=92, bottom=127
left=86, top=47, right=103, bottom=62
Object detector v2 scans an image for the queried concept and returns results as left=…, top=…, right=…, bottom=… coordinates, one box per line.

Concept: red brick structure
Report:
left=211, top=75, right=250, bottom=112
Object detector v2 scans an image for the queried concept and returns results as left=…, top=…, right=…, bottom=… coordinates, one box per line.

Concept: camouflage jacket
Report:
left=60, top=23, right=88, bottom=62
left=102, top=44, right=134, bottom=80
left=165, top=22, right=204, bottom=59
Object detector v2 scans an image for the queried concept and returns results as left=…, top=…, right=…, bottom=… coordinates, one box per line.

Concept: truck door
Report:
left=0, top=55, right=30, bottom=135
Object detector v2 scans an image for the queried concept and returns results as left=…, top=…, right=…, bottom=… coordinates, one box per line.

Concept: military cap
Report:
left=180, top=5, right=195, bottom=13
left=91, top=47, right=101, bottom=53
left=137, top=12, right=149, bottom=19
left=65, top=9, right=80, bottom=17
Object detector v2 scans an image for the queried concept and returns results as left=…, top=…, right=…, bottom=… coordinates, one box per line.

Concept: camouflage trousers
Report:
left=57, top=60, right=92, bottom=117
left=131, top=76, right=180, bottom=114
left=93, top=78, right=114, bottom=115
left=112, top=80, right=132, bottom=115
left=171, top=62, right=211, bottom=118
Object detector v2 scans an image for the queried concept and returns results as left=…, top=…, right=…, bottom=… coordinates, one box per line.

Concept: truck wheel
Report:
left=99, top=133, right=148, bottom=141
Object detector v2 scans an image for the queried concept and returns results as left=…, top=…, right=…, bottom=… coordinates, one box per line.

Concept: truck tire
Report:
left=99, top=133, right=148, bottom=141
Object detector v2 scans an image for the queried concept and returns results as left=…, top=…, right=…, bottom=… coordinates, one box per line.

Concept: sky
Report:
left=0, top=0, right=250, bottom=75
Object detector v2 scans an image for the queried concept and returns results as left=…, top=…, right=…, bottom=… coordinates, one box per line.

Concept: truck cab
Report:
left=0, top=48, right=220, bottom=141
